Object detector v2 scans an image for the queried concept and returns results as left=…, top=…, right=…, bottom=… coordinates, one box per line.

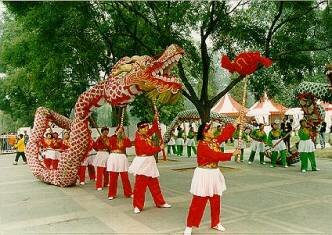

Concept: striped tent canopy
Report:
left=211, top=93, right=248, bottom=116
left=249, top=93, right=287, bottom=115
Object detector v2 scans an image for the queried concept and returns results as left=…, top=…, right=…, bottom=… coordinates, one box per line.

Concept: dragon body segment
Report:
left=295, top=64, right=332, bottom=128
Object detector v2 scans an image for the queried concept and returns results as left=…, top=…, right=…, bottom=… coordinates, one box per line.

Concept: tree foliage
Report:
left=0, top=2, right=106, bottom=126
left=0, top=1, right=331, bottom=128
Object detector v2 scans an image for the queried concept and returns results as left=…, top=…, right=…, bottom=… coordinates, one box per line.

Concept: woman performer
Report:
left=298, top=119, right=319, bottom=173
left=40, top=133, right=54, bottom=169
left=78, top=134, right=96, bottom=185
left=267, top=122, right=288, bottom=168
left=176, top=126, right=185, bottom=157
left=248, top=123, right=267, bottom=164
left=129, top=118, right=171, bottom=214
left=107, top=126, right=133, bottom=200
left=233, top=123, right=248, bottom=162
left=215, top=125, right=225, bottom=152
left=184, top=122, right=239, bottom=235
left=61, top=131, right=70, bottom=150
left=51, top=132, right=62, bottom=170
left=186, top=126, right=197, bottom=158
left=167, top=130, right=177, bottom=155
left=93, top=127, right=111, bottom=190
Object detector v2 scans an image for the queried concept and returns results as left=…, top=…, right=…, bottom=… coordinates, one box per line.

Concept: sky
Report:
left=0, top=2, right=4, bottom=16
left=0, top=2, right=5, bottom=23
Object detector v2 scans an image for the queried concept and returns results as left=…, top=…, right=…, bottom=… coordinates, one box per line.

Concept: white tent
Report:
left=248, top=93, right=287, bottom=125
left=321, top=102, right=332, bottom=131
left=211, top=93, right=247, bottom=117
left=246, top=109, right=270, bottom=124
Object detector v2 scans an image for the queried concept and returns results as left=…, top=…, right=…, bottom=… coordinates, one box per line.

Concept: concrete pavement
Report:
left=1, top=150, right=332, bottom=234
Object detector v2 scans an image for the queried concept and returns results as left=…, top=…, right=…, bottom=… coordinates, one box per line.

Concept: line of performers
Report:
left=168, top=126, right=197, bottom=157
left=82, top=119, right=173, bottom=214
left=169, top=119, right=319, bottom=173
left=244, top=119, right=319, bottom=172
left=40, top=116, right=172, bottom=214
left=40, top=131, right=68, bottom=170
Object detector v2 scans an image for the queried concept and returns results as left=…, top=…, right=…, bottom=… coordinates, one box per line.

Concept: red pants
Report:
left=108, top=171, right=132, bottom=197
left=96, top=167, right=109, bottom=189
left=186, top=195, right=221, bottom=228
left=51, top=159, right=59, bottom=170
left=78, top=165, right=96, bottom=183
left=44, top=158, right=52, bottom=169
left=88, top=165, right=96, bottom=180
left=133, top=175, right=166, bottom=210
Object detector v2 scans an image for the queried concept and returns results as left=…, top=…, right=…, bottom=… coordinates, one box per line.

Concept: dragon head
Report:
left=109, top=44, right=184, bottom=104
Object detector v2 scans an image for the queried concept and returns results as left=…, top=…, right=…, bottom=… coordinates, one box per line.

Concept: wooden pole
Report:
left=235, top=76, right=248, bottom=162
left=152, top=99, right=167, bottom=161
left=89, top=116, right=102, bottom=137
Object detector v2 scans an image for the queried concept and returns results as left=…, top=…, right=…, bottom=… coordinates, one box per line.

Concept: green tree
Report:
left=1, top=1, right=331, bottom=126
left=0, top=2, right=107, bottom=125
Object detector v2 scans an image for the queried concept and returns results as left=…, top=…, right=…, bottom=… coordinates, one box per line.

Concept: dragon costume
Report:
left=26, top=44, right=184, bottom=187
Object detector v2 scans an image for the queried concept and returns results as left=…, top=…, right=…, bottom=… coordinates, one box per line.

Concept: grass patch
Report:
left=315, top=147, right=332, bottom=159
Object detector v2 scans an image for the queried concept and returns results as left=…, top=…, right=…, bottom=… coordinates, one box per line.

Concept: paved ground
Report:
left=1, top=149, right=332, bottom=235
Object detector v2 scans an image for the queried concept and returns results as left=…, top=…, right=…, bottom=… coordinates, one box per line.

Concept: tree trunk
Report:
left=197, top=104, right=211, bottom=124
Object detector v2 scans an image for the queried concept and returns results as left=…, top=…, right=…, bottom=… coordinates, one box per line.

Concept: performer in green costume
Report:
left=186, top=126, right=196, bottom=158
left=248, top=123, right=267, bottom=164
left=298, top=119, right=319, bottom=173
left=176, top=126, right=185, bottom=157
left=233, top=124, right=248, bottom=162
left=267, top=122, right=288, bottom=168
left=167, top=130, right=177, bottom=155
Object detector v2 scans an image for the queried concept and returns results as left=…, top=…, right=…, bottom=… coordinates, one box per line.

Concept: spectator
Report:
left=23, top=130, right=29, bottom=145
left=13, top=134, right=27, bottom=165
left=319, top=122, right=327, bottom=149
left=280, top=117, right=287, bottom=133
left=0, top=133, right=4, bottom=152
left=329, top=125, right=332, bottom=145
left=283, top=121, right=292, bottom=153
left=251, top=119, right=258, bottom=129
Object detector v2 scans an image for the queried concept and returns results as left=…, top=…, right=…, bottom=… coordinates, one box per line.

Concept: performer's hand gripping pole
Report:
left=152, top=99, right=167, bottom=161
left=115, top=106, right=126, bottom=135
left=89, top=116, right=111, bottom=153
